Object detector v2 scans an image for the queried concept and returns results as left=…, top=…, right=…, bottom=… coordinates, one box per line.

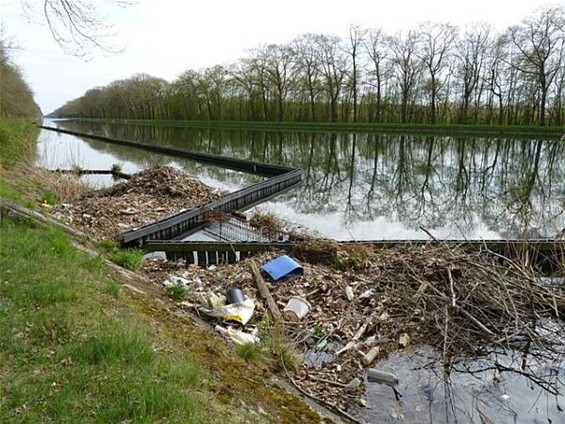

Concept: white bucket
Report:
left=282, top=296, right=310, bottom=321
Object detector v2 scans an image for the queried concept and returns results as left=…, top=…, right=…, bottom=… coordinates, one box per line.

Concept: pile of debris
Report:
left=144, top=242, right=565, bottom=413
left=43, top=165, right=564, bottom=417
left=52, top=166, right=222, bottom=238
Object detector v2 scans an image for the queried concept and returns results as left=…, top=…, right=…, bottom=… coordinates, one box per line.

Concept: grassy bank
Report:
left=0, top=219, right=226, bottom=423
left=71, top=118, right=565, bottom=139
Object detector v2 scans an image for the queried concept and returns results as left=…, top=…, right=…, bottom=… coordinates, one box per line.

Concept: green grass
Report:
left=111, top=248, right=144, bottom=270
left=235, top=342, right=264, bottom=362
left=95, top=239, right=144, bottom=271
left=39, top=188, right=58, bottom=205
left=165, top=283, right=190, bottom=301
left=0, top=118, right=39, bottom=206
left=96, top=238, right=119, bottom=253
left=110, top=162, right=123, bottom=175
left=0, top=218, right=223, bottom=423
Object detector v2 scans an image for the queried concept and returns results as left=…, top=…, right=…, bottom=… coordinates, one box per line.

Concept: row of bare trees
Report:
left=53, top=5, right=565, bottom=126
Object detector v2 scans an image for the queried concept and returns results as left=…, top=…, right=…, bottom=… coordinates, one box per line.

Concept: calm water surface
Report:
left=41, top=120, right=565, bottom=241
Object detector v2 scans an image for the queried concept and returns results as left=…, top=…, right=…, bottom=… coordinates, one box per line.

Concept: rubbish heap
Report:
left=52, top=166, right=222, bottom=238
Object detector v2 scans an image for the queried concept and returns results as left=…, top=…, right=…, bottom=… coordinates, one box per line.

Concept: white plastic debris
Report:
left=201, top=298, right=255, bottom=325
left=345, top=286, right=355, bottom=301
left=215, top=325, right=259, bottom=345
left=163, top=276, right=190, bottom=288
left=121, top=207, right=138, bottom=215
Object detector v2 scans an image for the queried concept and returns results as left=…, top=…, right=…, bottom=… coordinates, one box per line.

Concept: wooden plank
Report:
left=250, top=261, right=281, bottom=321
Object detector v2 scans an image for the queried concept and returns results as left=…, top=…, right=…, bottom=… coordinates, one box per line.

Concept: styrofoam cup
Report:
left=282, top=296, right=310, bottom=321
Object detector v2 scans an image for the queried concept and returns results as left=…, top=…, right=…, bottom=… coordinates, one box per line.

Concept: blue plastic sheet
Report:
left=261, top=255, right=303, bottom=281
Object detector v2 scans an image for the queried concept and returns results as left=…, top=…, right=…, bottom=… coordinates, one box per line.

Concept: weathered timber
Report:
left=250, top=261, right=282, bottom=321
left=40, top=126, right=291, bottom=177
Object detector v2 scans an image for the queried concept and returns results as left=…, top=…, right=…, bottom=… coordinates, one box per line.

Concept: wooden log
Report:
left=249, top=261, right=281, bottom=321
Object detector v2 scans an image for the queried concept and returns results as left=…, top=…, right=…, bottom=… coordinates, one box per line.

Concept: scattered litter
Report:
left=345, top=285, right=355, bottom=301
left=52, top=166, right=221, bottom=238
left=200, top=292, right=226, bottom=309
left=49, top=164, right=564, bottom=414
left=367, top=369, right=399, bottom=387
left=226, top=287, right=245, bottom=304
left=282, top=296, right=310, bottom=321
left=362, top=346, right=380, bottom=366
left=200, top=298, right=255, bottom=325
left=215, top=325, right=259, bottom=345
left=261, top=255, right=303, bottom=281
left=399, top=333, right=411, bottom=348
left=120, top=207, right=138, bottom=215
left=163, top=276, right=190, bottom=288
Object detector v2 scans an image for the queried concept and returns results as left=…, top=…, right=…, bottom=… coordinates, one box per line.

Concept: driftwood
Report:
left=249, top=261, right=281, bottom=321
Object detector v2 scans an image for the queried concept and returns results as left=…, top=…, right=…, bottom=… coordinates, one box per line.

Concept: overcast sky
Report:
left=1, top=0, right=556, bottom=114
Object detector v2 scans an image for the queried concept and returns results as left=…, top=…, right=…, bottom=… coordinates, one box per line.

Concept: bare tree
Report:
left=313, top=34, right=348, bottom=122
left=506, top=5, right=565, bottom=126
left=345, top=25, right=366, bottom=122
left=260, top=44, right=296, bottom=121
left=364, top=28, right=390, bottom=122
left=22, top=0, right=132, bottom=58
left=388, top=30, right=423, bottom=123
left=417, top=22, right=457, bottom=124
left=454, top=24, right=491, bottom=124
left=292, top=34, right=323, bottom=121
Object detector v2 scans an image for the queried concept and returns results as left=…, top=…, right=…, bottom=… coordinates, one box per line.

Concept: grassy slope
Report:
left=0, top=219, right=221, bottom=423
left=0, top=120, right=321, bottom=423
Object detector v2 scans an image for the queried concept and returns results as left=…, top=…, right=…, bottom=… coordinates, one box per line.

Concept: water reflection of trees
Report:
left=63, top=122, right=565, bottom=239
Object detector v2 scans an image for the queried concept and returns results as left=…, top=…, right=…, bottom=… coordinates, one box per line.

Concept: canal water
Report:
left=38, top=120, right=565, bottom=241
left=35, top=120, right=564, bottom=423
left=354, top=346, right=564, bottom=423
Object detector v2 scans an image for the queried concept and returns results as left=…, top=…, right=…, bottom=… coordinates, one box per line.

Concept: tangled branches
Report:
left=371, top=243, right=565, bottom=362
